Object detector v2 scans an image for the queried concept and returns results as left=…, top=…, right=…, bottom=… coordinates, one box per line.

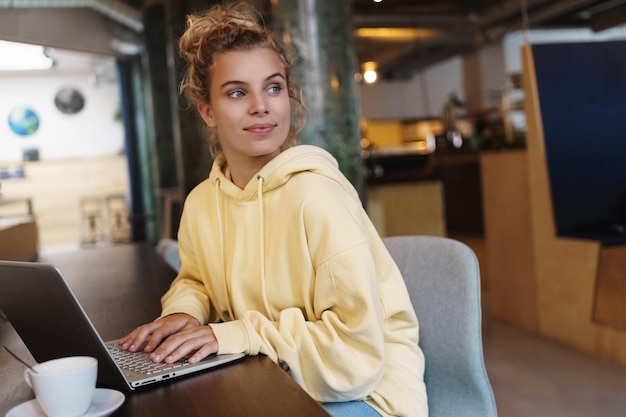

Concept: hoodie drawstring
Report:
left=215, top=178, right=235, bottom=320
left=257, top=175, right=274, bottom=321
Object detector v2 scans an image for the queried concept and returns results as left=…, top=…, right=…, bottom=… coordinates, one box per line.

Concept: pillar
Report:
left=270, top=0, right=364, bottom=197
left=140, top=0, right=215, bottom=240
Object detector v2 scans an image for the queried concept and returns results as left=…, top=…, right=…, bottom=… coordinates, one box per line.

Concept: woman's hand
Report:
left=118, top=313, right=219, bottom=363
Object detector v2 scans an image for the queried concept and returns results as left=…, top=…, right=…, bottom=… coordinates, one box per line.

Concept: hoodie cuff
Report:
left=210, top=320, right=249, bottom=355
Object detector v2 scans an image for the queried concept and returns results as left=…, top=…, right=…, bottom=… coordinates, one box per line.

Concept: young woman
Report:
left=119, top=3, right=427, bottom=416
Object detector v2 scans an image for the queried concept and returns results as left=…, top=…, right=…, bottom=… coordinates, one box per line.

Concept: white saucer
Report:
left=6, top=388, right=125, bottom=417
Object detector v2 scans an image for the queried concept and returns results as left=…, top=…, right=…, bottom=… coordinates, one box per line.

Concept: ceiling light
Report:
left=362, top=61, right=378, bottom=85
left=354, top=27, right=441, bottom=41
left=363, top=69, right=378, bottom=84
left=0, top=40, right=54, bottom=71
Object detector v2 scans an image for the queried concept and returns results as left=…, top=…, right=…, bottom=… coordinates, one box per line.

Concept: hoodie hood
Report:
left=206, top=144, right=361, bottom=321
left=208, top=145, right=360, bottom=202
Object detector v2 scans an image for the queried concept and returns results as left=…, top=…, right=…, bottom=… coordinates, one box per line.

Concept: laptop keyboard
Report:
left=107, top=343, right=191, bottom=375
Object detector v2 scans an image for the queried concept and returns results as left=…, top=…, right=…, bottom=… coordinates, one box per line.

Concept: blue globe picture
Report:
left=8, top=106, right=40, bottom=136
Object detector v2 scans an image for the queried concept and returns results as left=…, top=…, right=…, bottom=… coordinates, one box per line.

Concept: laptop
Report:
left=0, top=260, right=245, bottom=391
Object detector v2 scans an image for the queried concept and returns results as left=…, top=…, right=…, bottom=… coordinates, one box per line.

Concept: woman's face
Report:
left=198, top=47, right=291, bottom=165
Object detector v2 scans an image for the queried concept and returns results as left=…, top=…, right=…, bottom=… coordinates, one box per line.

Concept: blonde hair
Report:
left=178, top=1, right=305, bottom=159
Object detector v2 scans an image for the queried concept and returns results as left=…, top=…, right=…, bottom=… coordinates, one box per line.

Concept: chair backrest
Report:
left=382, top=235, right=497, bottom=417
left=156, top=238, right=181, bottom=272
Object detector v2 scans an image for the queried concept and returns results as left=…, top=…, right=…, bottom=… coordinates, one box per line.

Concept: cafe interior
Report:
left=1, top=0, right=626, bottom=416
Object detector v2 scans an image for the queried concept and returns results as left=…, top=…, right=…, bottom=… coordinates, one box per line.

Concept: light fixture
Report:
left=363, top=69, right=378, bottom=84
left=362, top=61, right=378, bottom=85
left=109, top=39, right=143, bottom=56
left=355, top=27, right=441, bottom=42
left=0, top=40, right=55, bottom=71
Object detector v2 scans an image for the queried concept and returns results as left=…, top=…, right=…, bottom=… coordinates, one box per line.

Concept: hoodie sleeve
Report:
left=160, top=201, right=212, bottom=323
left=211, top=248, right=386, bottom=402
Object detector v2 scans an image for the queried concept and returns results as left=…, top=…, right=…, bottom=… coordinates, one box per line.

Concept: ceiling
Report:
left=351, top=0, right=626, bottom=80
left=1, top=0, right=625, bottom=81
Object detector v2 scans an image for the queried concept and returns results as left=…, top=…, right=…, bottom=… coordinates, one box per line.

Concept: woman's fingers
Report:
left=119, top=313, right=200, bottom=353
left=119, top=322, right=161, bottom=352
left=150, top=326, right=218, bottom=364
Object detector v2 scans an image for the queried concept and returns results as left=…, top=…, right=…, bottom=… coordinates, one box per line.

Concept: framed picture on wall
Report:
left=8, top=106, right=40, bottom=136
left=54, top=87, right=86, bottom=115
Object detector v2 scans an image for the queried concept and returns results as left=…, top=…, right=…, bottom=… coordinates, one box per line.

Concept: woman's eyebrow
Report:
left=219, top=80, right=245, bottom=89
left=219, top=73, right=286, bottom=90
left=266, top=72, right=286, bottom=82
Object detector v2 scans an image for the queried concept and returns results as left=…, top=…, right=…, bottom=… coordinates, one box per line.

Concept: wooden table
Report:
left=0, top=243, right=329, bottom=417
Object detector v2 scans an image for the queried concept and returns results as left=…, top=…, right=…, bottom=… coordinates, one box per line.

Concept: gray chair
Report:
left=383, top=235, right=497, bottom=417
left=156, top=238, right=181, bottom=272
left=157, top=235, right=497, bottom=416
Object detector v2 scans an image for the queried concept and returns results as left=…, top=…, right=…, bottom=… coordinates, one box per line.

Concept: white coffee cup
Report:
left=24, top=356, right=98, bottom=417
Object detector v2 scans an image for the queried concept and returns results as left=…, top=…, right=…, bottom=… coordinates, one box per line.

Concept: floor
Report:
left=449, top=233, right=626, bottom=417
left=483, top=320, right=626, bottom=417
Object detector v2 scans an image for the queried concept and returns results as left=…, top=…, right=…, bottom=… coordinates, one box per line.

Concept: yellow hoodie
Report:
left=161, top=145, right=427, bottom=417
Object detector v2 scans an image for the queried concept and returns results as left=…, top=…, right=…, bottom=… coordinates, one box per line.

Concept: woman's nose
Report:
left=250, top=93, right=269, bottom=115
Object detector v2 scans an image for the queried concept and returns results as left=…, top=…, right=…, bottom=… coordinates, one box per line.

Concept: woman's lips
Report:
left=244, top=123, right=276, bottom=134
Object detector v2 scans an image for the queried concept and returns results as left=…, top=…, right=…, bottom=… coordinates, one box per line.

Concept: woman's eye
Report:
left=229, top=90, right=245, bottom=98
left=268, top=85, right=282, bottom=95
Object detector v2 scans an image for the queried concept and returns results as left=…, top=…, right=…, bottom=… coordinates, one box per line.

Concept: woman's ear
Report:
left=198, top=102, right=216, bottom=128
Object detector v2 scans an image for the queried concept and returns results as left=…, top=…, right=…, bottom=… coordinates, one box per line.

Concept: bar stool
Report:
left=79, top=196, right=107, bottom=245
left=105, top=194, right=131, bottom=243
left=156, top=188, right=183, bottom=240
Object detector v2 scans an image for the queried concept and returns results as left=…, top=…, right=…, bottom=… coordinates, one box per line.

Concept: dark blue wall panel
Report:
left=533, top=41, right=626, bottom=245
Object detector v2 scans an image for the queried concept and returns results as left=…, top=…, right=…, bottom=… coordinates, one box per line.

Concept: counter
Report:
left=363, top=147, right=484, bottom=237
